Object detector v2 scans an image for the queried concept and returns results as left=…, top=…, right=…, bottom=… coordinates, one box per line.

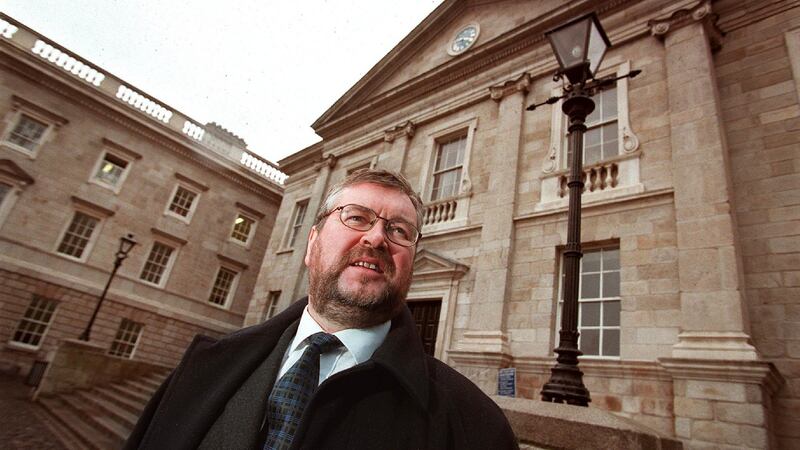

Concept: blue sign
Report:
left=497, top=367, right=516, bottom=397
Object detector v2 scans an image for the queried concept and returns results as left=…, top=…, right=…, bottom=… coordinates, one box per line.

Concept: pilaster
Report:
left=376, top=120, right=415, bottom=172
left=456, top=73, right=530, bottom=360
left=653, top=0, right=757, bottom=361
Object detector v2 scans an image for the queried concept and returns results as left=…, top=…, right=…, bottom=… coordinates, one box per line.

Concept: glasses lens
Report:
left=386, top=220, right=418, bottom=247
left=339, top=205, right=375, bottom=231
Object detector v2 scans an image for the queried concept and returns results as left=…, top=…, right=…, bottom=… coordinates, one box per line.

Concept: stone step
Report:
left=75, top=389, right=139, bottom=429
left=38, top=396, right=117, bottom=450
left=92, top=385, right=147, bottom=416
left=30, top=400, right=88, bottom=450
left=106, top=382, right=151, bottom=404
left=61, top=393, right=128, bottom=447
left=123, top=378, right=158, bottom=396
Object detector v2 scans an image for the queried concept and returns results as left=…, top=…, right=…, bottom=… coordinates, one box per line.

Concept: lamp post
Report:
left=528, top=13, right=639, bottom=406
left=79, top=233, right=137, bottom=341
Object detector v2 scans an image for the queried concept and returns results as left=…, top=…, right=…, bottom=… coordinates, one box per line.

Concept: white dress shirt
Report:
left=277, top=306, right=391, bottom=385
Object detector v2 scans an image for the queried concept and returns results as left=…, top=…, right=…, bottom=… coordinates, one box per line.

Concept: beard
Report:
left=307, top=243, right=412, bottom=329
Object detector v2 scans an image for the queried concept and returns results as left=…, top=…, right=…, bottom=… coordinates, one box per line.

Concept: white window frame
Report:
left=107, top=318, right=144, bottom=359
left=8, top=296, right=59, bottom=350
left=264, top=290, right=281, bottom=321
left=0, top=180, right=20, bottom=231
left=54, top=209, right=104, bottom=262
left=88, top=140, right=141, bottom=193
left=283, top=199, right=309, bottom=249
left=229, top=212, right=257, bottom=247
left=0, top=96, right=67, bottom=158
left=208, top=265, right=240, bottom=309
left=538, top=61, right=643, bottom=210
left=164, top=183, right=200, bottom=223
left=139, top=240, right=178, bottom=288
left=556, top=246, right=621, bottom=359
left=417, top=116, right=478, bottom=233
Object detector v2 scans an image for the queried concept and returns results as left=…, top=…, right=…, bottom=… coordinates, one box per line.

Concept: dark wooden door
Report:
left=407, top=300, right=441, bottom=356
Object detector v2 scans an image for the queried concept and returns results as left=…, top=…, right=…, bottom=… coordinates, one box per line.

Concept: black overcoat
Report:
left=125, top=298, right=519, bottom=449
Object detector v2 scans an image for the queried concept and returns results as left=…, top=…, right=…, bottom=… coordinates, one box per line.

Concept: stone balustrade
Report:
left=423, top=197, right=459, bottom=226
left=558, top=161, right=619, bottom=198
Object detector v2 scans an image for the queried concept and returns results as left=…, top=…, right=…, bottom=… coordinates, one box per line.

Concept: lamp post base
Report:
left=541, top=346, right=591, bottom=406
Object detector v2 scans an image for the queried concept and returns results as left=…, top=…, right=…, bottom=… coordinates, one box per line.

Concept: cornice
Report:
left=716, top=0, right=800, bottom=33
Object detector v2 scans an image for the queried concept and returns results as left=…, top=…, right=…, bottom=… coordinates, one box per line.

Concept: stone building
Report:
left=245, top=0, right=799, bottom=448
left=0, top=14, right=284, bottom=373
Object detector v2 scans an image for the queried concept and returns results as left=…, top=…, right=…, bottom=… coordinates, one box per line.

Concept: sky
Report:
left=2, top=1, right=443, bottom=163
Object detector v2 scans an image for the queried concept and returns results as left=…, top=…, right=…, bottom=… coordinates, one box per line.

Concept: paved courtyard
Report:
left=0, top=372, right=65, bottom=449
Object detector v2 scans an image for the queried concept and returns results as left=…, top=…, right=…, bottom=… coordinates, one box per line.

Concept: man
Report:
left=125, top=169, right=518, bottom=449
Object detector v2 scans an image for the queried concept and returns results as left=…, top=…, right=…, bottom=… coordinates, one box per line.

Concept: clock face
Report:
left=449, top=24, right=479, bottom=55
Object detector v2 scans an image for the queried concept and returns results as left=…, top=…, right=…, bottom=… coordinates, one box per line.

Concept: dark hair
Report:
left=314, top=169, right=424, bottom=229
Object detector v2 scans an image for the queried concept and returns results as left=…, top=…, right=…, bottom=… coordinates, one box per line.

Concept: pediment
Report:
left=312, top=0, right=562, bottom=138
left=413, top=248, right=469, bottom=280
left=0, top=159, right=34, bottom=185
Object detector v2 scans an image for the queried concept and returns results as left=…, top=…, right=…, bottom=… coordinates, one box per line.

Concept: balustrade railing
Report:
left=423, top=197, right=458, bottom=226
left=558, top=162, right=619, bottom=198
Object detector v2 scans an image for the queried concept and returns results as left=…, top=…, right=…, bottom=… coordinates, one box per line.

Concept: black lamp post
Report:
left=528, top=13, right=639, bottom=406
left=79, top=233, right=137, bottom=341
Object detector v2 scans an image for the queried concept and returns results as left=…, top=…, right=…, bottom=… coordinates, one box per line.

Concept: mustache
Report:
left=344, top=246, right=394, bottom=275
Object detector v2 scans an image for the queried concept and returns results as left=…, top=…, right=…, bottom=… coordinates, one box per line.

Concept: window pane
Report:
left=57, top=212, right=99, bottom=259
left=604, top=300, right=620, bottom=327
left=582, top=250, right=601, bottom=272
left=603, top=329, right=620, bottom=356
left=581, top=273, right=600, bottom=298
left=168, top=187, right=197, bottom=217
left=604, top=248, right=620, bottom=270
left=602, top=88, right=618, bottom=121
left=580, top=329, right=600, bottom=355
left=603, top=271, right=620, bottom=297
left=9, top=114, right=47, bottom=151
left=585, top=144, right=602, bottom=165
left=231, top=214, right=254, bottom=243
left=581, top=302, right=601, bottom=327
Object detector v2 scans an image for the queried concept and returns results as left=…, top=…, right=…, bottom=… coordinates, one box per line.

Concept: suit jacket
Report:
left=125, top=298, right=519, bottom=450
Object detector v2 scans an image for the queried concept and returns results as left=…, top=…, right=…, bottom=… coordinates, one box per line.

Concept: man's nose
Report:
left=359, top=219, right=389, bottom=248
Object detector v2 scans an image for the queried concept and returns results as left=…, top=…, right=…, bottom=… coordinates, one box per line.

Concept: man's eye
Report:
left=388, top=224, right=411, bottom=239
left=344, top=214, right=369, bottom=224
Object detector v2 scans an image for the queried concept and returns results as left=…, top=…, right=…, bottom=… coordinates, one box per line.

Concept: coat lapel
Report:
left=139, top=299, right=308, bottom=450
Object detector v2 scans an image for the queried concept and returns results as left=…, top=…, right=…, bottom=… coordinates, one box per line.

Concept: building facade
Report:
left=0, top=15, right=284, bottom=372
left=246, top=1, right=799, bottom=448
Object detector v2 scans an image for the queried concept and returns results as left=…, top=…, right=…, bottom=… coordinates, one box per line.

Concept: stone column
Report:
left=651, top=2, right=782, bottom=448
left=377, top=121, right=415, bottom=172
left=454, top=74, right=530, bottom=361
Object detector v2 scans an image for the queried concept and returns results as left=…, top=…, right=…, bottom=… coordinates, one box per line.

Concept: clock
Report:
left=448, top=23, right=480, bottom=56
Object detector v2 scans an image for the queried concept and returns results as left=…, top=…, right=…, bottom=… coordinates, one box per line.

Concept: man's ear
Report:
left=304, top=225, right=318, bottom=267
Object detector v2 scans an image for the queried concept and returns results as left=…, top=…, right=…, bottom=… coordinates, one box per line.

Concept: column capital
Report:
left=383, top=120, right=415, bottom=143
left=315, top=153, right=337, bottom=172
left=489, top=73, right=531, bottom=102
left=648, top=0, right=724, bottom=50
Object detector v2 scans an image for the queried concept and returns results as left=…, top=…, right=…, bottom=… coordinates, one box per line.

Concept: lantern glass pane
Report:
left=547, top=18, right=589, bottom=70
left=587, top=20, right=609, bottom=75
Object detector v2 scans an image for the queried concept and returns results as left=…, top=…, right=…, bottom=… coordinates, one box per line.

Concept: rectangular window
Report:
left=209, top=267, right=238, bottom=307
left=108, top=319, right=143, bottom=359
left=167, top=186, right=198, bottom=218
left=558, top=247, right=621, bottom=357
left=7, top=113, right=48, bottom=152
left=57, top=211, right=99, bottom=259
left=431, top=135, right=466, bottom=201
left=0, top=183, right=10, bottom=204
left=140, top=242, right=175, bottom=286
left=288, top=201, right=308, bottom=248
left=93, top=152, right=129, bottom=188
left=264, top=290, right=281, bottom=321
left=231, top=213, right=255, bottom=244
left=566, top=86, right=618, bottom=167
left=11, top=296, right=58, bottom=348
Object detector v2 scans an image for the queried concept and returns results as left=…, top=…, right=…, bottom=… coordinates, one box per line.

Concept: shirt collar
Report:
left=291, top=306, right=391, bottom=364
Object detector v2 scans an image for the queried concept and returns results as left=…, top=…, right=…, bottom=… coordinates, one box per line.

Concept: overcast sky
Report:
left=2, top=1, right=443, bottom=163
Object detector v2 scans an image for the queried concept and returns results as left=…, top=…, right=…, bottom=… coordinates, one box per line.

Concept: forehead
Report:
left=334, top=183, right=416, bottom=222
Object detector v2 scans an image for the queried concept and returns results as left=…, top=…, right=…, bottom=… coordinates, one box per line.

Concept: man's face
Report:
left=304, top=183, right=417, bottom=330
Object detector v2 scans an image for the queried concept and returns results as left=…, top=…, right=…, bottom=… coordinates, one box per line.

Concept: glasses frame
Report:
left=323, top=204, right=421, bottom=247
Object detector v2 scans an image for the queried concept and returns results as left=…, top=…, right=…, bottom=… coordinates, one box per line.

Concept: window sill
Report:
left=1, top=142, right=38, bottom=159
left=5, top=341, right=41, bottom=353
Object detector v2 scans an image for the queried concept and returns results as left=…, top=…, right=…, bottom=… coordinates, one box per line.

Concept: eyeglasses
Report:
left=324, top=204, right=421, bottom=247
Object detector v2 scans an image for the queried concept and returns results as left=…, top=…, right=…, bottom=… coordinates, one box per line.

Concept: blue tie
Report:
left=264, top=332, right=342, bottom=450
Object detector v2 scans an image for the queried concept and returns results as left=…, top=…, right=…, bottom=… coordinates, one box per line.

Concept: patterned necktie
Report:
left=264, top=332, right=342, bottom=450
